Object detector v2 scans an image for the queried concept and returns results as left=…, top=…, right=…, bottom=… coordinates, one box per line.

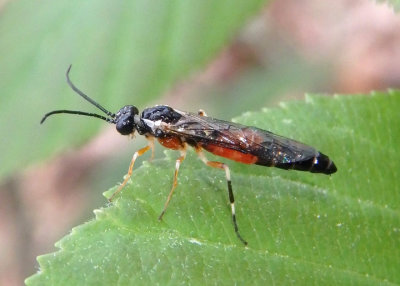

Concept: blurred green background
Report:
left=1, top=0, right=399, bottom=285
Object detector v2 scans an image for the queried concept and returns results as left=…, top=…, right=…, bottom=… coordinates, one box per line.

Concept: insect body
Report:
left=41, top=66, right=337, bottom=245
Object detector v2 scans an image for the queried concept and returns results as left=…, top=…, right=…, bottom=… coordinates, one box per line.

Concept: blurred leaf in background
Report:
left=0, top=0, right=266, bottom=179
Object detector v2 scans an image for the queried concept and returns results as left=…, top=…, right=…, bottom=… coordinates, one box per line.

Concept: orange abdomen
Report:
left=202, top=144, right=258, bottom=164
left=158, top=136, right=184, bottom=150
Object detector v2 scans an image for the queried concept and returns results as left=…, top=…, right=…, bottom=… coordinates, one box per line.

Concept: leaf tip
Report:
left=93, top=208, right=107, bottom=219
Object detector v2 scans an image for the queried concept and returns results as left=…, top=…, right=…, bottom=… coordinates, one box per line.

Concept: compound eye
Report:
left=116, top=117, right=134, bottom=135
left=114, top=105, right=138, bottom=135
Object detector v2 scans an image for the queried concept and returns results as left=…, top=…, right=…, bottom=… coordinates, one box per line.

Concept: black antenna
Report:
left=40, top=110, right=111, bottom=124
left=65, top=65, right=115, bottom=117
left=40, top=65, right=116, bottom=124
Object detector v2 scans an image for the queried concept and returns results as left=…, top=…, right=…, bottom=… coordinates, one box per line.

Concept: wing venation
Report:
left=164, top=112, right=318, bottom=165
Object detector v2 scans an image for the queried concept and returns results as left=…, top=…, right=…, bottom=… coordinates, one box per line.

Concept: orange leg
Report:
left=196, top=147, right=248, bottom=245
left=158, top=145, right=187, bottom=220
left=108, top=142, right=152, bottom=202
left=146, top=136, right=155, bottom=161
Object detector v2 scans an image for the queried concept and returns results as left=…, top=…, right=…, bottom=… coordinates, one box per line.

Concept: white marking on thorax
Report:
left=142, top=118, right=163, bottom=133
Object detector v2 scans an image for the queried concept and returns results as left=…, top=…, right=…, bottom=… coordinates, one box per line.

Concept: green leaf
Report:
left=26, top=91, right=400, bottom=285
left=0, top=0, right=267, bottom=178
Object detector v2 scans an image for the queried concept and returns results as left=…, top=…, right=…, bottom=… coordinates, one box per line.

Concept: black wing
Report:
left=164, top=111, right=336, bottom=174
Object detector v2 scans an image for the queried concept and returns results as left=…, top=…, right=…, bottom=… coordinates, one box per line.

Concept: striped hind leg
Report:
left=195, top=147, right=248, bottom=245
